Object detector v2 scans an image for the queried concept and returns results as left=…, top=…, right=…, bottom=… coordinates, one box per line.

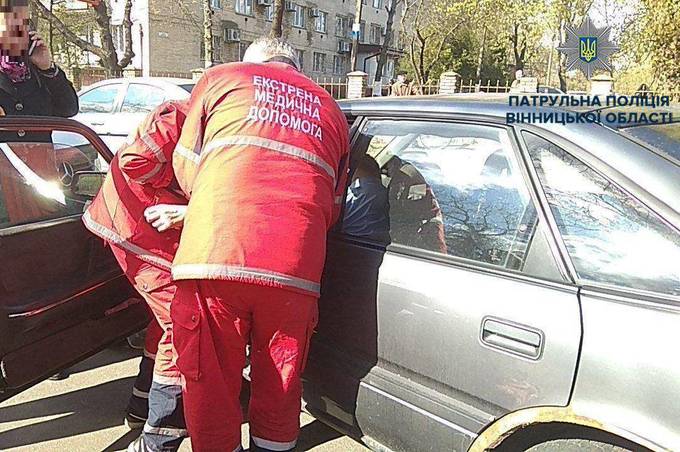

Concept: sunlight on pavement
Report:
left=0, top=344, right=367, bottom=452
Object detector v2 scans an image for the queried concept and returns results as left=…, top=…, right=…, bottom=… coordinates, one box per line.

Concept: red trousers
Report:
left=134, top=278, right=181, bottom=382
left=171, top=280, right=318, bottom=452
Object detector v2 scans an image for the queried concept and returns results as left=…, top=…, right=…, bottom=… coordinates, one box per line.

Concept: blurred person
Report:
left=391, top=71, right=420, bottom=96
left=0, top=0, right=78, bottom=136
left=83, top=102, right=190, bottom=452
left=168, top=37, right=350, bottom=451
left=343, top=154, right=390, bottom=242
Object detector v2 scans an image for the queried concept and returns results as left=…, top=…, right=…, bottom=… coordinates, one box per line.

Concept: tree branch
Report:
left=30, top=0, right=107, bottom=60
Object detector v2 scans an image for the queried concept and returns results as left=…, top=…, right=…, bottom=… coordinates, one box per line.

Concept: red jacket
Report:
left=83, top=101, right=188, bottom=291
left=172, top=62, right=350, bottom=296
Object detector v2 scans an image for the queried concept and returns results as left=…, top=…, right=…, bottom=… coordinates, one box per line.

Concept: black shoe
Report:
left=125, top=412, right=147, bottom=430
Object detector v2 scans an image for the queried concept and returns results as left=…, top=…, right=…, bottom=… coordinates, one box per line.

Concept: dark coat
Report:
left=0, top=64, right=79, bottom=142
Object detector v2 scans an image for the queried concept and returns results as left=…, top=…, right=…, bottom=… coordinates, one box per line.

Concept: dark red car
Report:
left=0, top=117, right=147, bottom=401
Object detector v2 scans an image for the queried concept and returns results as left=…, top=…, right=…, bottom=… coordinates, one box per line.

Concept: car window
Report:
left=179, top=84, right=195, bottom=93
left=121, top=84, right=166, bottom=114
left=79, top=84, right=120, bottom=114
left=0, top=134, right=101, bottom=229
left=524, top=132, right=680, bottom=296
left=346, top=120, right=540, bottom=273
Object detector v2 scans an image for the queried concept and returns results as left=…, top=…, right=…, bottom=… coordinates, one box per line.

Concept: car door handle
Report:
left=481, top=318, right=544, bottom=360
left=89, top=121, right=105, bottom=126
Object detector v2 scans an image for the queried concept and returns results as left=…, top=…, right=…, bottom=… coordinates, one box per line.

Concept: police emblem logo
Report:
left=557, top=17, right=618, bottom=79
left=579, top=36, right=597, bottom=63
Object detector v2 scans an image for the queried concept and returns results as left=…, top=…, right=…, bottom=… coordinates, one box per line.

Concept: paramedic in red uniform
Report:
left=169, top=37, right=350, bottom=452
left=83, top=101, right=190, bottom=452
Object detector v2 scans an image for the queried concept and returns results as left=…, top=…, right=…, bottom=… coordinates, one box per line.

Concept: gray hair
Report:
left=242, top=37, right=301, bottom=71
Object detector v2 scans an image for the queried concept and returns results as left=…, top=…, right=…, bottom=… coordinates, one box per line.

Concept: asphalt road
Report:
left=0, top=343, right=368, bottom=452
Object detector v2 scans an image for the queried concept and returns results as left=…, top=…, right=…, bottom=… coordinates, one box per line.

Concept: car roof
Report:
left=79, top=77, right=195, bottom=93
left=339, top=94, right=527, bottom=118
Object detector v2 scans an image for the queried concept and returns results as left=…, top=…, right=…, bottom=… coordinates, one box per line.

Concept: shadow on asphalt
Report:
left=65, top=342, right=141, bottom=376
left=295, top=420, right=344, bottom=451
left=0, top=377, right=136, bottom=449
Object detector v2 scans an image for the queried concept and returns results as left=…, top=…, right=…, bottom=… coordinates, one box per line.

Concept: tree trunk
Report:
left=557, top=22, right=568, bottom=92
left=92, top=1, right=121, bottom=75
left=374, top=0, right=399, bottom=83
left=270, top=0, right=285, bottom=38
left=30, top=0, right=134, bottom=76
left=202, top=0, right=214, bottom=68
left=475, top=27, right=487, bottom=89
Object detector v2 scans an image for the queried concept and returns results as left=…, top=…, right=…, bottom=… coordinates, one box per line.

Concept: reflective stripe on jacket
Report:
left=172, top=62, right=350, bottom=296
left=83, top=101, right=188, bottom=280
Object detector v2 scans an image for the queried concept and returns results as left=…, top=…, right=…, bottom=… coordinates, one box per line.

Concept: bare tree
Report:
left=401, top=0, right=466, bottom=85
left=270, top=0, right=285, bottom=38
left=374, top=0, right=402, bottom=84
left=30, top=0, right=134, bottom=76
left=202, top=0, right=214, bottom=67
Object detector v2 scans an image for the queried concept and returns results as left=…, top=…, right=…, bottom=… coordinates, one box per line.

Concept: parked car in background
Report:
left=537, top=85, right=564, bottom=94
left=74, top=77, right=194, bottom=152
left=303, top=95, right=680, bottom=452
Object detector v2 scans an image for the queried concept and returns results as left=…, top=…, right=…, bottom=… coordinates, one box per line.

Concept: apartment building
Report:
left=106, top=0, right=402, bottom=82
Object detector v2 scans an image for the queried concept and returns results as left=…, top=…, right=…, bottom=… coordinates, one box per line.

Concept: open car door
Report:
left=0, top=117, right=147, bottom=401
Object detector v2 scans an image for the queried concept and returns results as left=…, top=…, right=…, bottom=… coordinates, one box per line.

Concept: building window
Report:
left=335, top=15, right=349, bottom=38
left=314, top=11, right=327, bottom=33
left=372, top=0, right=382, bottom=8
left=111, top=24, right=126, bottom=51
left=313, top=52, right=326, bottom=72
left=333, top=55, right=347, bottom=75
left=386, top=59, right=395, bottom=78
left=210, top=0, right=221, bottom=9
left=292, top=3, right=305, bottom=28
left=370, top=24, right=383, bottom=45
left=360, top=21, right=366, bottom=43
left=265, top=4, right=273, bottom=21
left=239, top=41, right=252, bottom=61
left=235, top=0, right=253, bottom=16
left=295, top=49, right=304, bottom=70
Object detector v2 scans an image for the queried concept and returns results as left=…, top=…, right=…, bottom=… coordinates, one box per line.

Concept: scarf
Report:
left=0, top=56, right=30, bottom=83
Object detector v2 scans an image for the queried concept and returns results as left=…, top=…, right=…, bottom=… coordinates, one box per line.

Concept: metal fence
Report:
left=68, top=67, right=193, bottom=90
left=632, top=90, right=680, bottom=103
left=313, top=76, right=347, bottom=100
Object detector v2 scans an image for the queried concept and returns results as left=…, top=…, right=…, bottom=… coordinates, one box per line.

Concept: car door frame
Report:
left=0, top=117, right=146, bottom=399
left=305, top=111, right=584, bottom=451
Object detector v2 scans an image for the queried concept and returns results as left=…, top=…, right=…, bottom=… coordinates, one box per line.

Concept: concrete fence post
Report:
left=122, top=68, right=137, bottom=79
left=192, top=68, right=206, bottom=82
left=439, top=71, right=461, bottom=95
left=346, top=71, right=368, bottom=99
left=590, top=74, right=614, bottom=96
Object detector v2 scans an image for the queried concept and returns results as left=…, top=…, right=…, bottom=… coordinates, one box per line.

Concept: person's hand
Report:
left=28, top=31, right=53, bottom=71
left=144, top=204, right=187, bottom=232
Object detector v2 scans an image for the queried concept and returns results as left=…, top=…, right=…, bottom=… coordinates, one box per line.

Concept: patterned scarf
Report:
left=0, top=56, right=30, bottom=83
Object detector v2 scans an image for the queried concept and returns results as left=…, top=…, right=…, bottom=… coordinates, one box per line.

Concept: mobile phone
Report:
left=27, top=20, right=36, bottom=57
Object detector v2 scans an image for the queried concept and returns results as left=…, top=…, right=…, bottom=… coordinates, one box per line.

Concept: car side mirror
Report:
left=72, top=171, right=106, bottom=198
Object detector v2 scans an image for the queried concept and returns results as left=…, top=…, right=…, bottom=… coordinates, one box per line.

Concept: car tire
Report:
left=526, top=439, right=631, bottom=452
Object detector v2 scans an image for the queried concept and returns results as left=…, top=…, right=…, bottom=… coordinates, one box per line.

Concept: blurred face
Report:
left=397, top=75, right=406, bottom=83
left=0, top=4, right=29, bottom=58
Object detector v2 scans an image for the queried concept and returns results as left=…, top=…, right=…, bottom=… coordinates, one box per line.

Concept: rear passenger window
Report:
left=345, top=120, right=540, bottom=273
left=524, top=132, right=680, bottom=296
left=0, top=134, right=101, bottom=229
left=121, top=84, right=166, bottom=114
